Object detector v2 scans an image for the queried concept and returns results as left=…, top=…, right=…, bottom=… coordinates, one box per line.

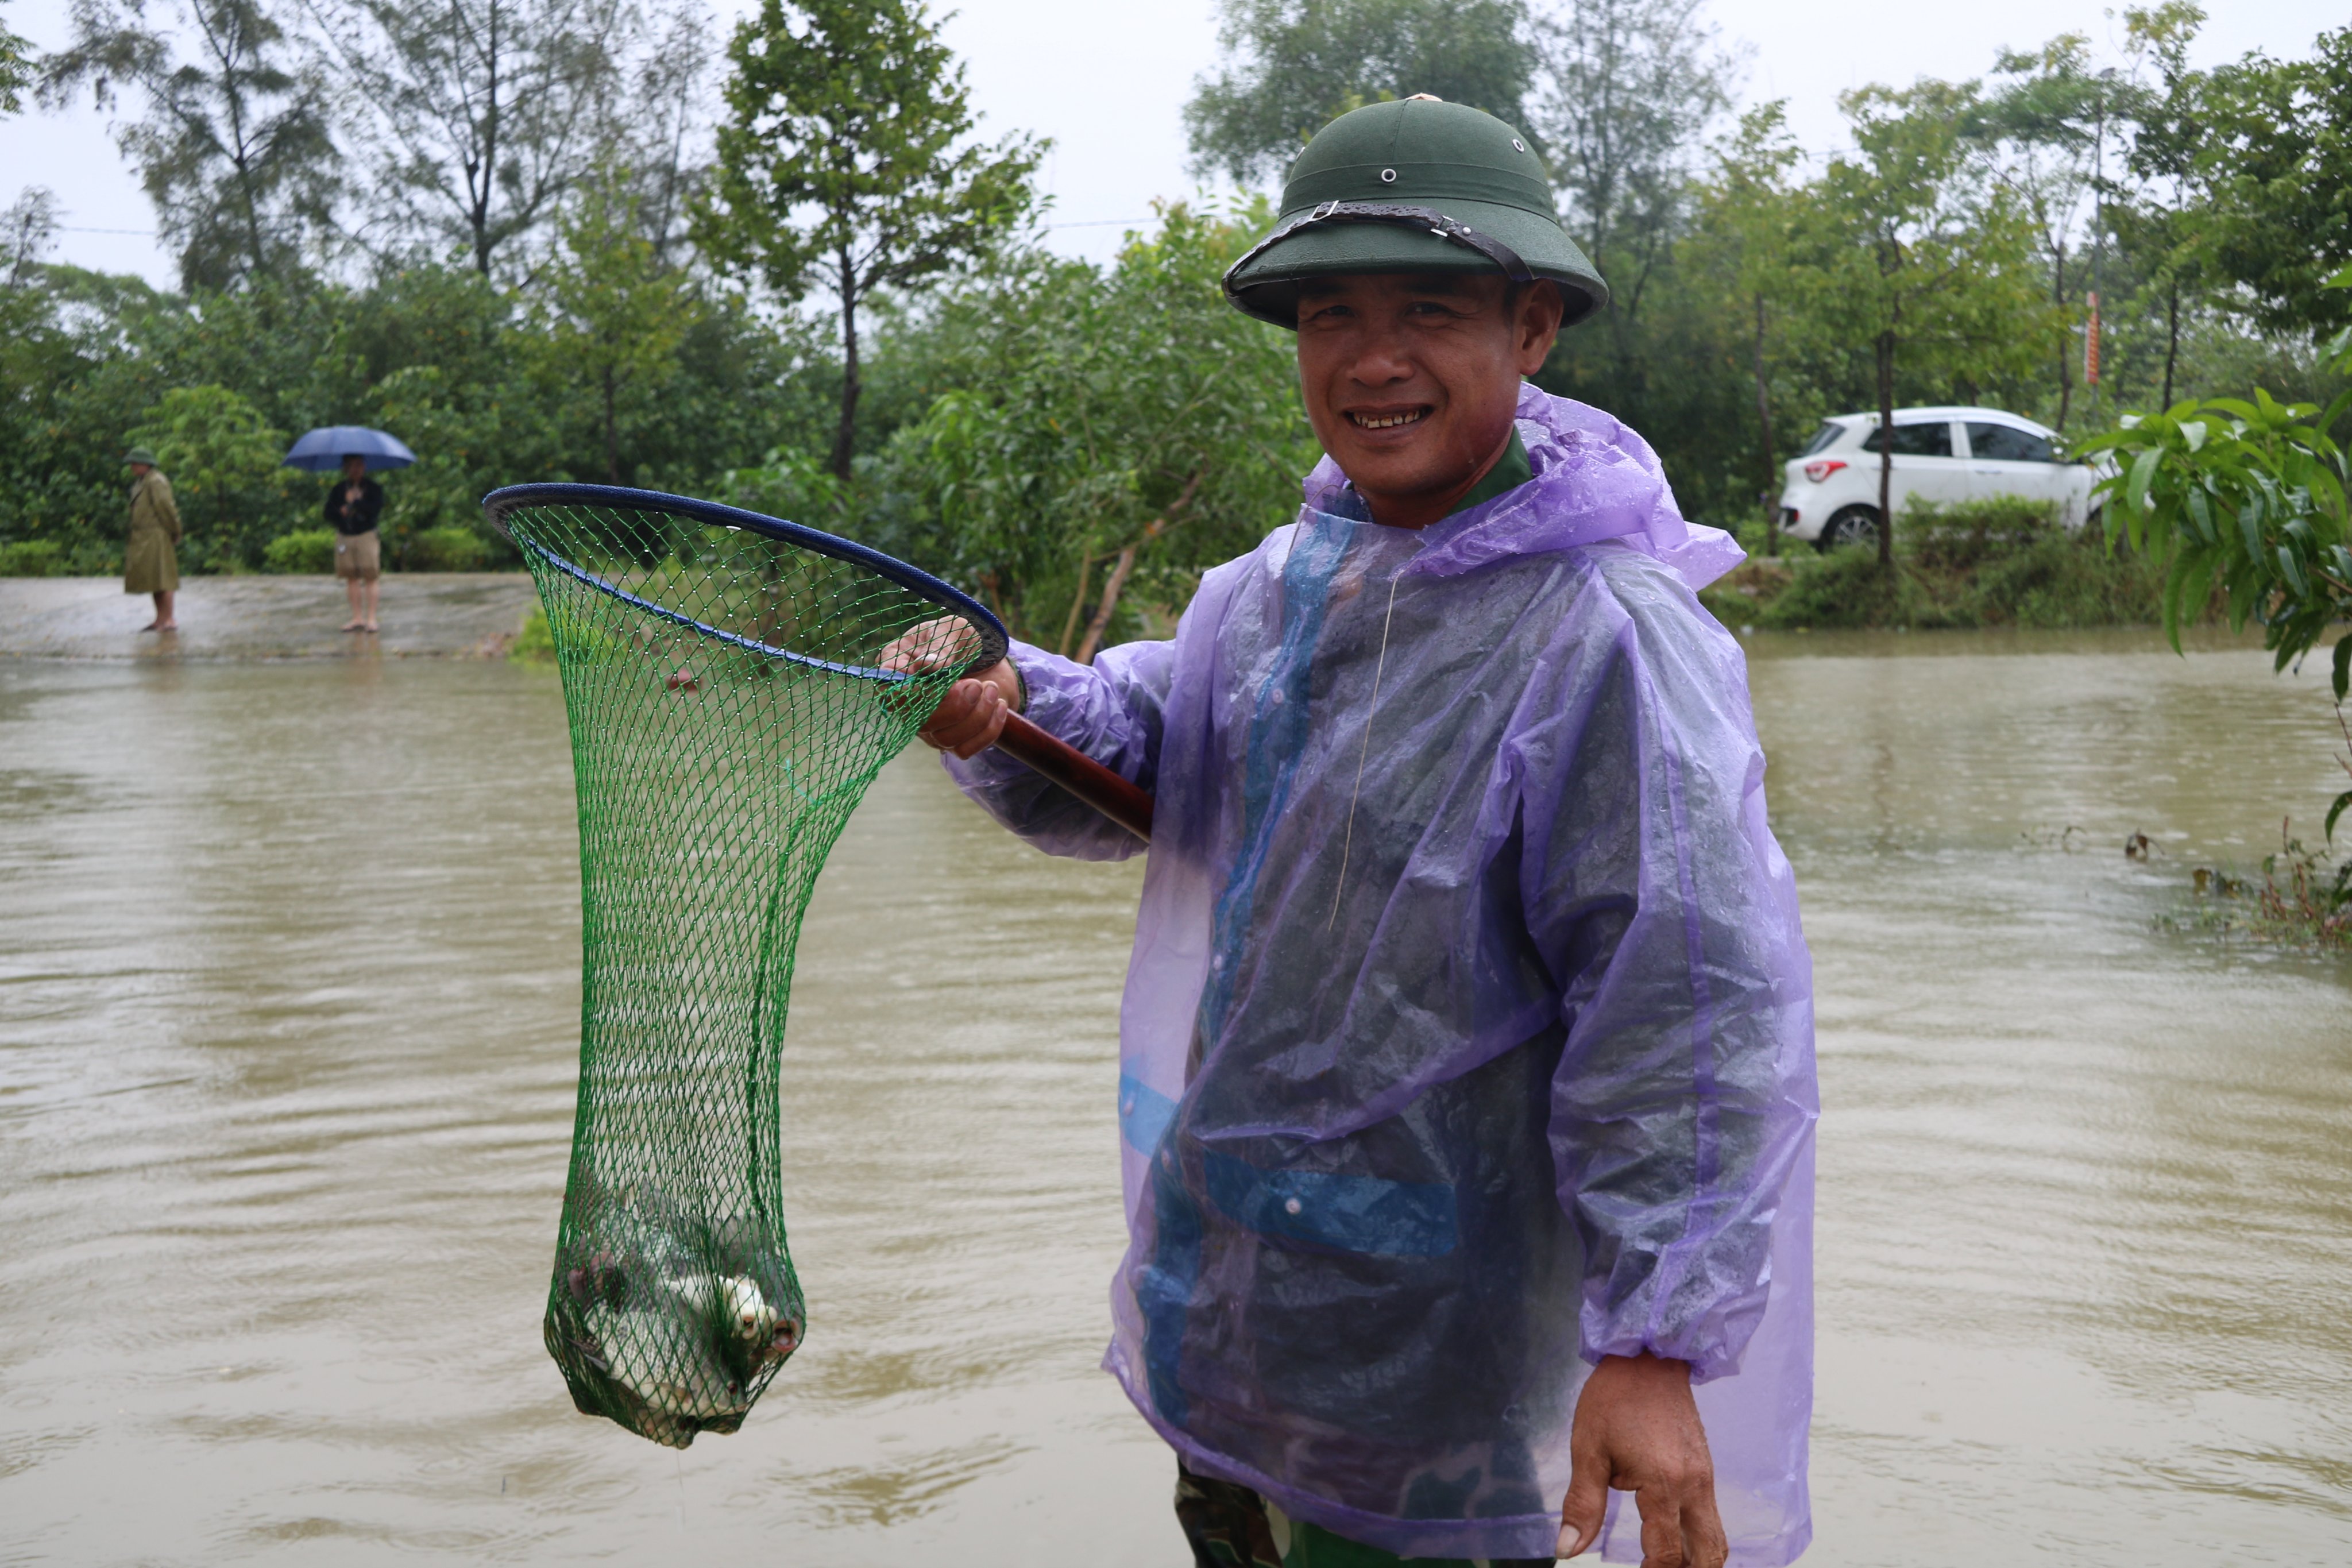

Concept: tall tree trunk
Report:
left=473, top=10, right=503, bottom=275
left=2161, top=280, right=2181, bottom=410
left=2054, top=339, right=2075, bottom=434
left=1075, top=470, right=1206, bottom=664
left=1875, top=329, right=1896, bottom=571
left=1752, top=292, right=1777, bottom=555
left=829, top=246, right=859, bottom=481
left=604, top=364, right=620, bottom=484
left=1075, top=545, right=1139, bottom=666
left=2052, top=246, right=2073, bottom=434
left=1057, top=553, right=1094, bottom=659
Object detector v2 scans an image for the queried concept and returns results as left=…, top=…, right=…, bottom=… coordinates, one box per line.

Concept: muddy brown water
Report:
left=1, top=631, right=2346, bottom=1564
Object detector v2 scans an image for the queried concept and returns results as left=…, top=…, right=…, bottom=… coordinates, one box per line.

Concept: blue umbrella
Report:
left=282, top=426, right=418, bottom=473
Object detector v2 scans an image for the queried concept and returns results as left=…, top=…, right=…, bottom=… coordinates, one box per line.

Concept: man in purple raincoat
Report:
left=912, top=98, right=1816, bottom=1567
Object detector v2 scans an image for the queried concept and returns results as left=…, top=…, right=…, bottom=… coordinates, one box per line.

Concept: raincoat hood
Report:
left=1301, top=381, right=1746, bottom=588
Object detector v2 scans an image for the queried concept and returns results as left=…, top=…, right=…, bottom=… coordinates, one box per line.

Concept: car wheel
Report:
left=1818, top=506, right=1880, bottom=552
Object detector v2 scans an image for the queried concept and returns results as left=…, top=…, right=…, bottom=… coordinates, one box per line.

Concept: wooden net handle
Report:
left=991, top=712, right=1153, bottom=843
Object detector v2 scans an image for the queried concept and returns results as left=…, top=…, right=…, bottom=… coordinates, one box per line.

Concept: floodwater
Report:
left=1, top=631, right=2346, bottom=1565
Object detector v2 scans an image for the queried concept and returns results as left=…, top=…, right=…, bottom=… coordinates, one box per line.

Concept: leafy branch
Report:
left=2077, top=260, right=2352, bottom=835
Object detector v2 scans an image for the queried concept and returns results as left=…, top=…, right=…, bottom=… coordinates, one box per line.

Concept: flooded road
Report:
left=2, top=631, right=2347, bottom=1564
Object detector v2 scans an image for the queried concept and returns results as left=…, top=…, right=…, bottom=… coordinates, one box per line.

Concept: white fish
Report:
left=583, top=1274, right=758, bottom=1422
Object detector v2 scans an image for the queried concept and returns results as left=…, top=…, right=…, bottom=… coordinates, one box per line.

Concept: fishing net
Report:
left=487, top=483, right=1005, bottom=1449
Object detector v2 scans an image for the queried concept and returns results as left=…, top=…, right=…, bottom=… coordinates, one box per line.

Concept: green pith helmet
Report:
left=1223, top=96, right=1608, bottom=331
left=123, top=447, right=159, bottom=466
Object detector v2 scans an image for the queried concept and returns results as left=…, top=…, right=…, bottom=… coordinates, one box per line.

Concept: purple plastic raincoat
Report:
left=944, top=384, right=1817, bottom=1564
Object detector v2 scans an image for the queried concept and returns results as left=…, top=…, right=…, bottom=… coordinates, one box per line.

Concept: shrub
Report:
left=407, top=525, right=492, bottom=571
left=1733, top=497, right=2168, bottom=632
left=1755, top=546, right=1900, bottom=629
left=125, top=385, right=292, bottom=572
left=1903, top=495, right=2059, bottom=573
left=510, top=603, right=557, bottom=663
left=0, top=539, right=67, bottom=576
left=262, top=528, right=338, bottom=573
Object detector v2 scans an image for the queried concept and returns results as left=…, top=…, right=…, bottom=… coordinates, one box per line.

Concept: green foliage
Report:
left=2082, top=387, right=2350, bottom=663
left=1674, top=102, right=1824, bottom=538
left=2080, top=269, right=2352, bottom=839
left=698, top=0, right=1042, bottom=477
left=125, top=383, right=294, bottom=570
left=261, top=526, right=335, bottom=572
left=527, top=172, right=698, bottom=484
left=2135, top=24, right=2352, bottom=339
left=0, top=539, right=67, bottom=576
left=36, top=0, right=337, bottom=290
left=1, top=0, right=31, bottom=116
left=1184, top=0, right=1533, bottom=183
left=311, top=0, right=634, bottom=278
left=721, top=448, right=846, bottom=528
left=0, top=250, right=839, bottom=576
left=1705, top=498, right=2165, bottom=631
left=1536, top=0, right=1737, bottom=319
left=406, top=525, right=492, bottom=571
left=511, top=603, right=557, bottom=662
left=871, top=202, right=1315, bottom=651
left=1817, top=81, right=2058, bottom=566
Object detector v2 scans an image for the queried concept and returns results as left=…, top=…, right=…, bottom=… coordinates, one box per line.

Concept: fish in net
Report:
left=485, top=482, right=1017, bottom=1448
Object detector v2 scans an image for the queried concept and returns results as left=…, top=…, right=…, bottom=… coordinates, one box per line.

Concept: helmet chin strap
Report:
left=1226, top=202, right=1536, bottom=293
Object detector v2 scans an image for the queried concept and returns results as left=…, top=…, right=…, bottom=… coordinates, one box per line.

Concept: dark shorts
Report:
left=1174, top=1462, right=1554, bottom=1568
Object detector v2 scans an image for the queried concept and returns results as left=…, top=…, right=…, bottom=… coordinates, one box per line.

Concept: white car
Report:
left=1776, top=406, right=2096, bottom=550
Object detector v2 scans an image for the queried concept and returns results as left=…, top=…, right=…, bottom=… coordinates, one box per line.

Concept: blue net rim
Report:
left=482, top=482, right=1010, bottom=683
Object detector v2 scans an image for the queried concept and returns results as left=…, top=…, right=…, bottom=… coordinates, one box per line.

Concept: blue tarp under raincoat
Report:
left=944, top=384, right=1818, bottom=1564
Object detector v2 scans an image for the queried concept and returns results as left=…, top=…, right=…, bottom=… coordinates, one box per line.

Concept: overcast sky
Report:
left=1, top=0, right=2340, bottom=284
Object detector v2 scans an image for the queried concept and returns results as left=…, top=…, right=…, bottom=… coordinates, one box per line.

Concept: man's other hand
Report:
left=1557, top=1353, right=1726, bottom=1567
left=878, top=617, right=1021, bottom=759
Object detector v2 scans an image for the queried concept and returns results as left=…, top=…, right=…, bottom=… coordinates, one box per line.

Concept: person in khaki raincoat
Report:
left=123, top=447, right=181, bottom=631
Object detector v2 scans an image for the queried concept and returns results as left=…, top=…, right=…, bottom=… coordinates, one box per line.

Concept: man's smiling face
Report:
left=1294, top=271, right=1563, bottom=529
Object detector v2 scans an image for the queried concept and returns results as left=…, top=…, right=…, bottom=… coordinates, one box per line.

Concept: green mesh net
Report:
left=488, top=484, right=1004, bottom=1449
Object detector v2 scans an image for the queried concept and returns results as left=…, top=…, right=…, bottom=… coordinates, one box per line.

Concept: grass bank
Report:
left=1702, top=499, right=2168, bottom=632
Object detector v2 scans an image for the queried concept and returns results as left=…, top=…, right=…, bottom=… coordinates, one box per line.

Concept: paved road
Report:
left=0, top=574, right=539, bottom=660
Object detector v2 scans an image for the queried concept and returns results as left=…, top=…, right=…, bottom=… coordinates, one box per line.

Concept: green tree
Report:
left=1534, top=0, right=1736, bottom=358
left=876, top=203, right=1314, bottom=651
left=40, top=0, right=338, bottom=289
left=314, top=0, right=633, bottom=277
left=2105, top=1, right=2210, bottom=413
left=698, top=0, right=1041, bottom=481
left=1814, top=80, right=2053, bottom=567
left=528, top=172, right=695, bottom=484
left=1184, top=0, right=1532, bottom=184
left=2080, top=264, right=2352, bottom=835
left=2, top=184, right=56, bottom=287
left=125, top=382, right=291, bottom=569
left=2139, top=23, right=2352, bottom=341
left=1, top=0, right=33, bottom=114
left=1684, top=102, right=1817, bottom=550
left=1973, top=31, right=2142, bottom=432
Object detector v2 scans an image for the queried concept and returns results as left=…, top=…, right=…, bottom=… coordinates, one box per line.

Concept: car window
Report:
left=1861, top=421, right=1953, bottom=457
left=1966, top=422, right=2055, bottom=463
left=1797, top=421, right=1846, bottom=457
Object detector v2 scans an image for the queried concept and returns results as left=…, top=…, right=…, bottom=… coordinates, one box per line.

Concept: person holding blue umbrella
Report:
left=283, top=426, right=416, bottom=634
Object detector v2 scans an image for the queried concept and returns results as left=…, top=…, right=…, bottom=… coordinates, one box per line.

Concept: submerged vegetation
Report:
left=2166, top=822, right=2352, bottom=951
